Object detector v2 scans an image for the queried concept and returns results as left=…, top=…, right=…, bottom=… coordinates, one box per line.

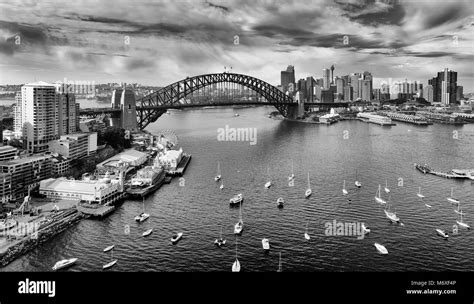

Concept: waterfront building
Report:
left=97, top=149, right=147, bottom=171
left=0, top=145, right=17, bottom=161
left=50, top=154, right=70, bottom=177
left=281, top=65, right=295, bottom=94
left=357, top=113, right=393, bottom=126
left=16, top=82, right=60, bottom=153
left=79, top=116, right=108, bottom=134
left=156, top=148, right=183, bottom=171
left=39, top=176, right=123, bottom=205
left=48, top=133, right=97, bottom=160
left=323, top=69, right=330, bottom=89
left=0, top=154, right=52, bottom=203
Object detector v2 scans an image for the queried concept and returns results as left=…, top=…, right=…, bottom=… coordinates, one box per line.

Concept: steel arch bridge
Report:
left=136, top=72, right=296, bottom=129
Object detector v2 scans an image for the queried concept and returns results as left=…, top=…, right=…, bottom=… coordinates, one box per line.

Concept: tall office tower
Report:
left=330, top=65, right=335, bottom=85
left=373, top=89, right=381, bottom=102
left=350, top=73, right=361, bottom=100
left=321, top=89, right=334, bottom=103
left=323, top=69, right=330, bottom=89
left=336, top=78, right=345, bottom=97
left=316, top=78, right=324, bottom=88
left=305, top=77, right=315, bottom=102
left=360, top=80, right=372, bottom=101
left=18, top=82, right=60, bottom=154
left=343, top=86, right=352, bottom=102
left=456, top=86, right=463, bottom=101
left=362, top=71, right=373, bottom=100
left=58, top=93, right=77, bottom=136
left=314, top=85, right=322, bottom=101
left=297, top=79, right=307, bottom=101
left=281, top=65, right=295, bottom=94
left=429, top=68, right=457, bottom=104
left=425, top=85, right=434, bottom=103
left=341, top=75, right=350, bottom=86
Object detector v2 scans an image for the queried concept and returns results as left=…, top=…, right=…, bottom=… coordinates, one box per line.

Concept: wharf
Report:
left=414, top=163, right=474, bottom=180
left=167, top=154, right=192, bottom=176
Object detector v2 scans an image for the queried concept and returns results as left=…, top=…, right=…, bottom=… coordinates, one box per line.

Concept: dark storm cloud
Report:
left=124, top=58, right=155, bottom=71
left=422, top=5, right=467, bottom=29
left=205, top=1, right=229, bottom=12
left=335, top=0, right=405, bottom=26
left=252, top=24, right=315, bottom=38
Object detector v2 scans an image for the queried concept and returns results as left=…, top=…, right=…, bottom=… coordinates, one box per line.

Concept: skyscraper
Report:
left=58, top=93, right=78, bottom=136
left=425, top=85, right=434, bottom=103
left=429, top=68, right=457, bottom=105
left=336, top=78, right=345, bottom=97
left=350, top=73, right=361, bottom=100
left=18, top=82, right=60, bottom=154
left=343, top=86, right=352, bottom=102
left=281, top=65, right=295, bottom=94
left=360, top=80, right=371, bottom=101
left=323, top=69, right=330, bottom=89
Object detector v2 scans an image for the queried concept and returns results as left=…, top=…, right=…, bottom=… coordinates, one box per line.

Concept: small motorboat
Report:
left=102, top=260, right=117, bottom=270
left=277, top=197, right=284, bottom=208
left=103, top=245, right=114, bottom=253
left=52, top=258, right=78, bottom=271
left=262, top=238, right=270, bottom=251
left=215, top=175, right=221, bottom=182
left=305, top=188, right=312, bottom=198
left=142, top=228, right=153, bottom=237
left=134, top=212, right=150, bottom=222
left=229, top=193, right=244, bottom=206
left=234, top=220, right=243, bottom=234
left=219, top=183, right=224, bottom=190
left=355, top=181, right=362, bottom=188
left=171, top=232, right=183, bottom=244
left=384, top=209, right=400, bottom=223
left=374, top=243, right=388, bottom=254
left=234, top=113, right=240, bottom=117
left=215, top=238, right=226, bottom=247
left=425, top=204, right=432, bottom=208
left=362, top=223, right=370, bottom=233
left=436, top=229, right=448, bottom=239
left=384, top=180, right=390, bottom=193
left=265, top=181, right=272, bottom=189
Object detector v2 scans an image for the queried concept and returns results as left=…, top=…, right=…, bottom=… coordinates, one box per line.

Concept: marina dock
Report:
left=167, top=154, right=192, bottom=176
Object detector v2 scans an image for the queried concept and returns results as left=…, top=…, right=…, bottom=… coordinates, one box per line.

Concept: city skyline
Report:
left=0, top=0, right=473, bottom=91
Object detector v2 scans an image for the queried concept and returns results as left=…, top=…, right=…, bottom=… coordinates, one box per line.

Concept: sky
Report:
left=0, top=0, right=473, bottom=91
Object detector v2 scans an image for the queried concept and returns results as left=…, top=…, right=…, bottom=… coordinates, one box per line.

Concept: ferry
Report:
left=229, top=193, right=244, bottom=206
left=126, top=166, right=166, bottom=198
left=52, top=258, right=78, bottom=271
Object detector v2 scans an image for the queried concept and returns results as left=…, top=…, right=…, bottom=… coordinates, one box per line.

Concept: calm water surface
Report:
left=2, top=106, right=474, bottom=272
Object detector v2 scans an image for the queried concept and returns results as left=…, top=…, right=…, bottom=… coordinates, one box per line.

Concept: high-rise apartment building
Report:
left=281, top=65, right=295, bottom=94
left=429, top=68, right=457, bottom=105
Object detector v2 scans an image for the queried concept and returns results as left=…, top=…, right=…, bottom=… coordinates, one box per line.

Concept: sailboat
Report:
left=262, top=238, right=270, bottom=251
left=103, top=245, right=114, bottom=253
left=288, top=160, right=295, bottom=181
left=375, top=185, right=387, bottom=204
left=277, top=252, right=282, bottom=272
left=447, top=187, right=460, bottom=204
left=384, top=198, right=400, bottom=223
left=134, top=198, right=150, bottom=222
left=232, top=237, right=241, bottom=272
left=215, top=161, right=222, bottom=182
left=342, top=180, right=348, bottom=196
left=305, top=173, right=312, bottom=198
left=234, top=201, right=243, bottom=234
left=214, top=226, right=226, bottom=247
left=417, top=187, right=425, bottom=199
left=456, top=212, right=470, bottom=229
left=219, top=179, right=224, bottom=190
left=362, top=223, right=371, bottom=233
left=436, top=229, right=449, bottom=239
left=454, top=202, right=465, bottom=215
left=354, top=170, right=361, bottom=188
left=52, top=258, right=78, bottom=271
left=265, top=165, right=272, bottom=189
left=102, top=247, right=117, bottom=270
left=142, top=228, right=153, bottom=237
left=384, top=180, right=390, bottom=193
left=304, top=222, right=310, bottom=240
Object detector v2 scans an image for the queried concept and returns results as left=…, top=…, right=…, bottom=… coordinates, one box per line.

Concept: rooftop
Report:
left=40, top=177, right=115, bottom=194
left=0, top=154, right=51, bottom=166
left=23, top=81, right=58, bottom=88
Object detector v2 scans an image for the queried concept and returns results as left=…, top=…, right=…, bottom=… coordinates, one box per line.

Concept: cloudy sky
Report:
left=0, top=0, right=473, bottom=91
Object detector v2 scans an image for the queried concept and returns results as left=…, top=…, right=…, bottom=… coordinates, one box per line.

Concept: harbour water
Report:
left=2, top=106, right=474, bottom=272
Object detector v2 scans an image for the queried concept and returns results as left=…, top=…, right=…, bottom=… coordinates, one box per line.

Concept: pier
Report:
left=381, top=111, right=431, bottom=125
left=167, top=154, right=192, bottom=176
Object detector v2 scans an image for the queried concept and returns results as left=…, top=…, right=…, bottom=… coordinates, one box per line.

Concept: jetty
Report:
left=167, top=154, right=192, bottom=176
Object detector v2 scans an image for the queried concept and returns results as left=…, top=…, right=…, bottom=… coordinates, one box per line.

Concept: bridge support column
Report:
left=110, top=89, right=122, bottom=128
left=120, top=89, right=138, bottom=131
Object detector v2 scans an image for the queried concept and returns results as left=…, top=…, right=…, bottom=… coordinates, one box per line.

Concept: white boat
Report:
left=277, top=252, right=282, bottom=272
left=134, top=198, right=150, bottom=222
left=304, top=222, right=310, bottom=240
left=265, top=165, right=272, bottom=188
left=384, top=180, right=390, bottom=193
left=229, top=193, right=243, bottom=206
left=234, top=201, right=243, bottom=234
left=215, top=161, right=222, bottom=182
left=374, top=243, right=388, bottom=254
left=456, top=212, right=470, bottom=229
left=417, top=186, right=425, bottom=199
left=103, top=245, right=114, bottom=253
left=362, top=223, right=371, bottom=233
left=219, top=180, right=224, bottom=190
left=447, top=187, right=460, bottom=204
left=142, top=228, right=153, bottom=237
left=436, top=229, right=448, bottom=238
left=277, top=197, right=284, bottom=208
left=262, top=238, right=270, bottom=250
left=52, top=258, right=78, bottom=271
left=215, top=227, right=226, bottom=247
left=171, top=232, right=183, bottom=243
left=232, top=238, right=241, bottom=272
left=425, top=204, right=432, bottom=208
left=384, top=208, right=400, bottom=223
left=234, top=113, right=239, bottom=117
left=305, top=172, right=312, bottom=198
left=454, top=202, right=465, bottom=215
left=375, top=185, right=387, bottom=204
left=355, top=170, right=361, bottom=188
left=288, top=160, right=295, bottom=181
left=342, top=180, right=348, bottom=195
left=102, top=260, right=117, bottom=270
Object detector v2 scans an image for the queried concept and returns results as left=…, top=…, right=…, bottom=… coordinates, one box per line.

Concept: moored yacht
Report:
left=52, top=258, right=78, bottom=271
